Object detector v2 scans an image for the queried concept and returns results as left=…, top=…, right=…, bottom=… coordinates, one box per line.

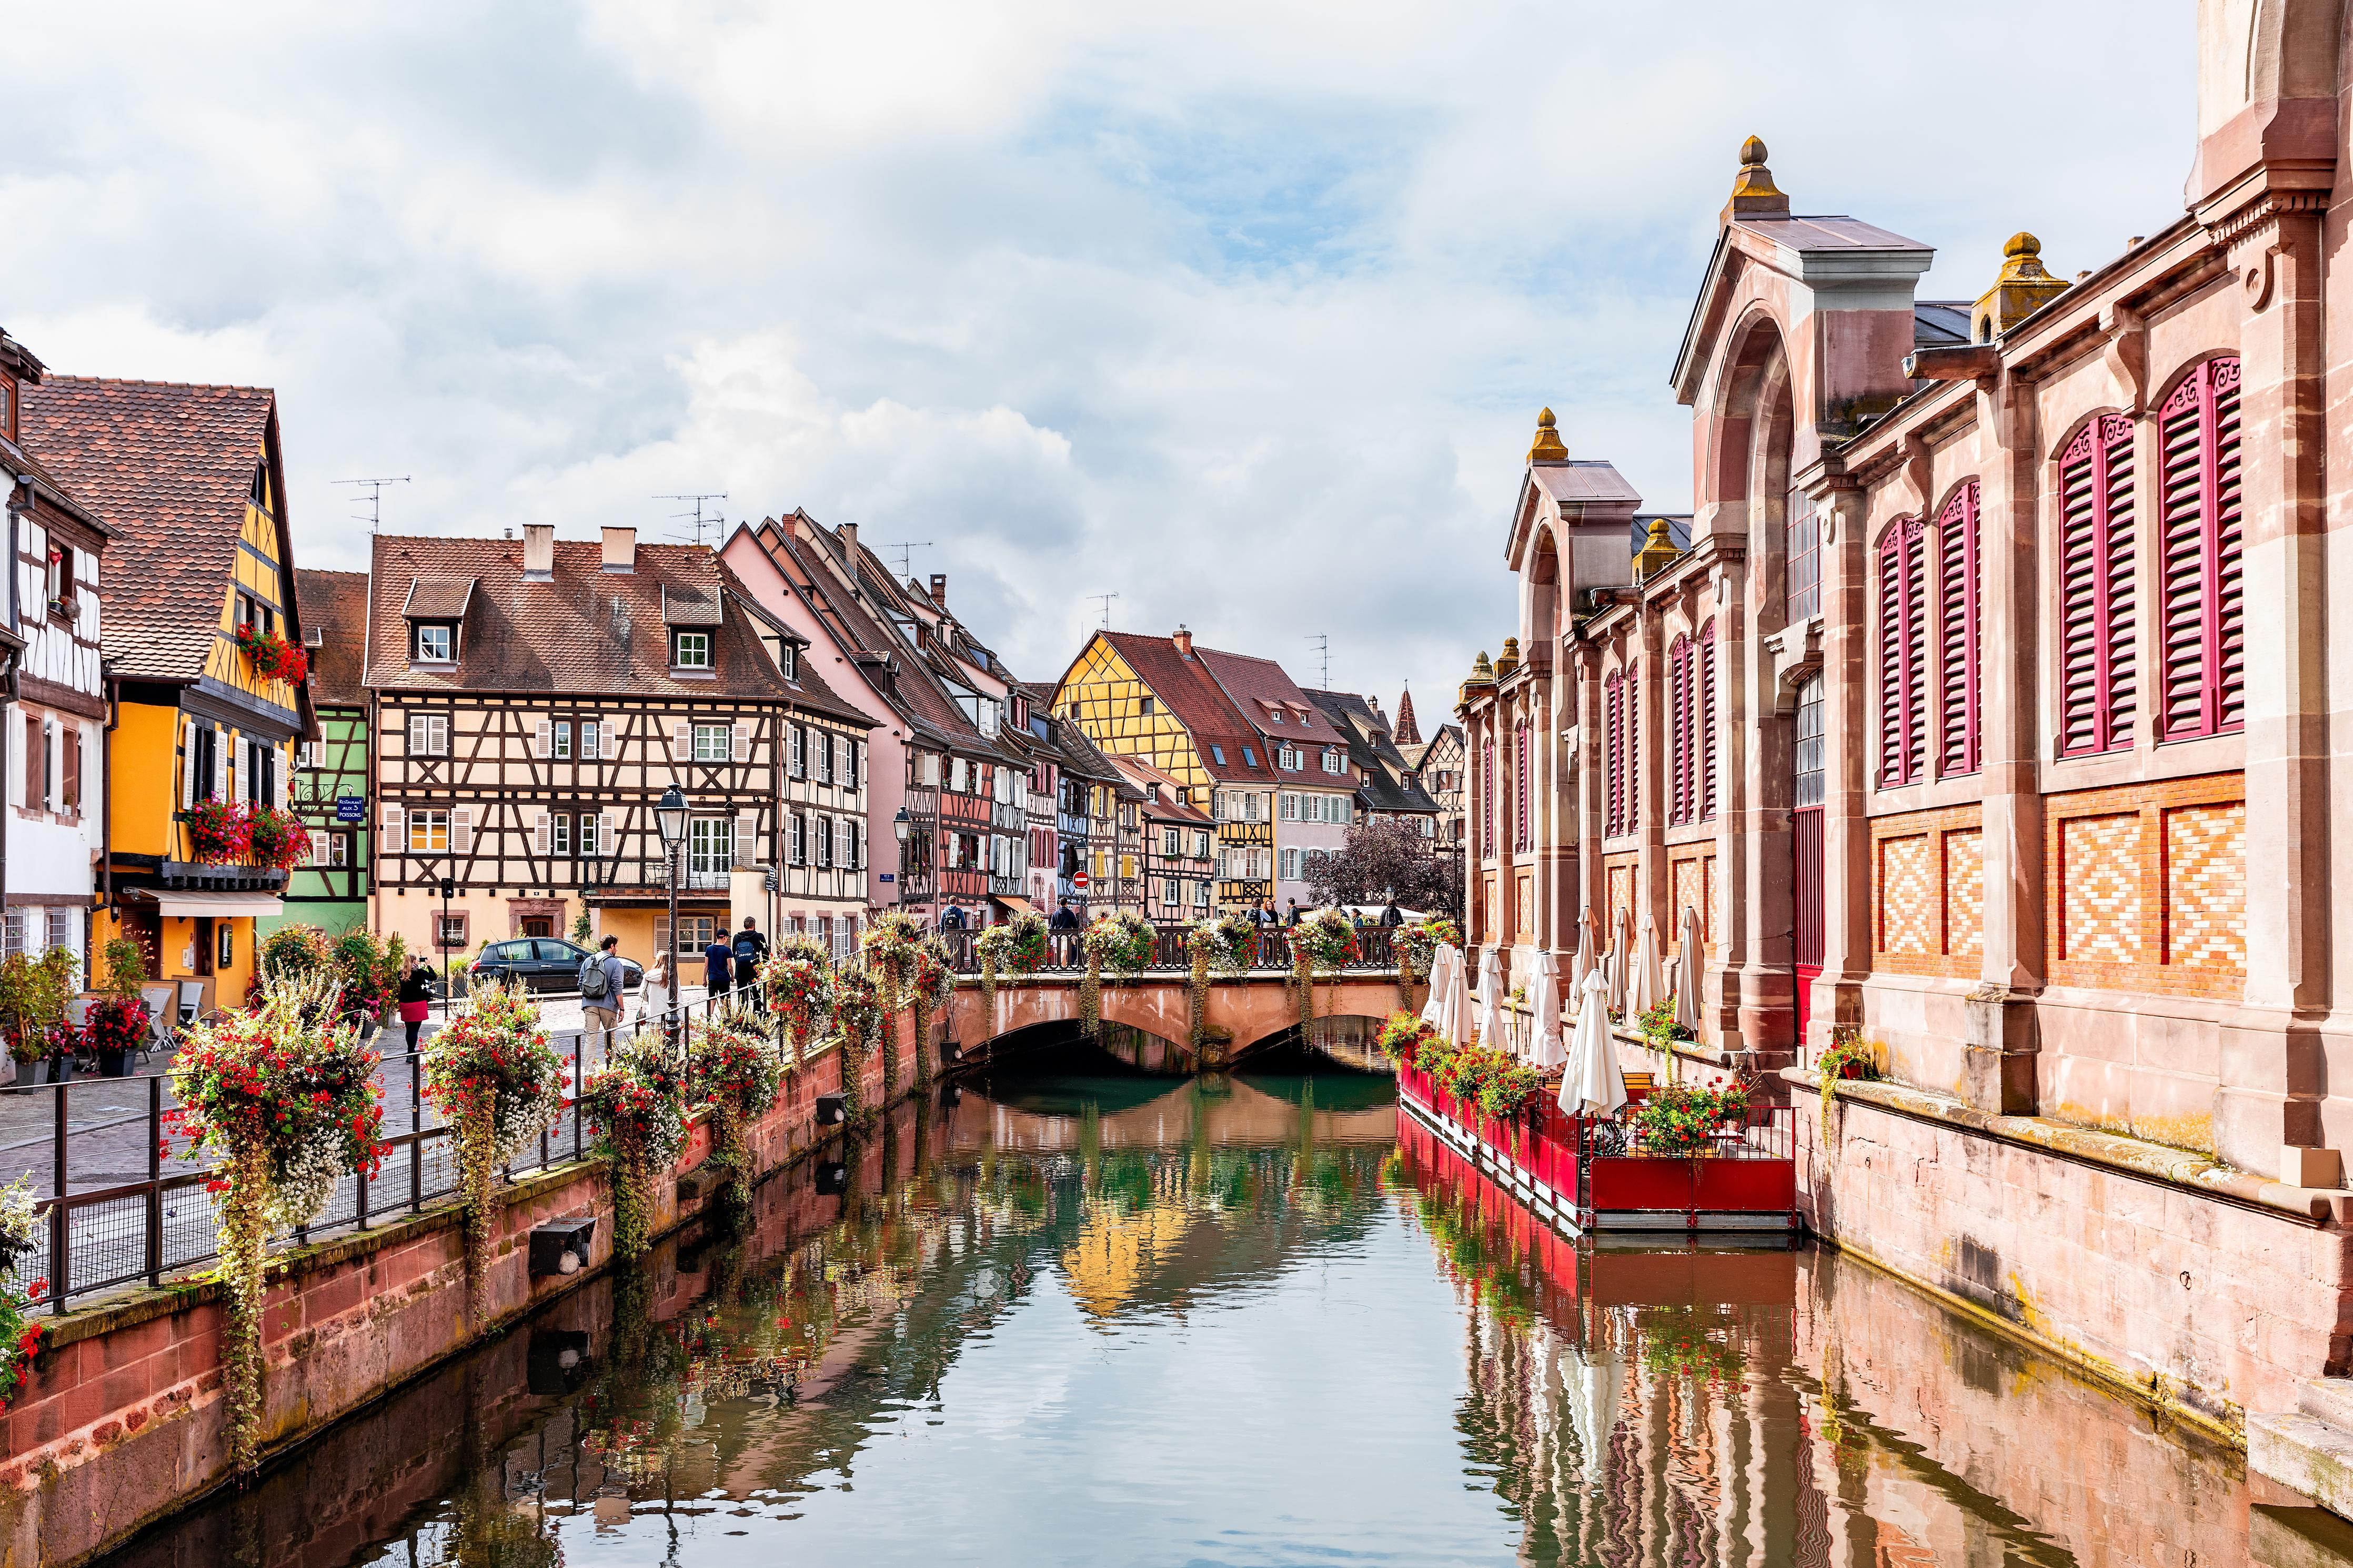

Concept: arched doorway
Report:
left=1791, top=673, right=1825, bottom=1050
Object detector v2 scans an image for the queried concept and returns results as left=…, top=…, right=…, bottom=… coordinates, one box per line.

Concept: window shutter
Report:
left=1936, top=482, right=1982, bottom=776
left=1698, top=622, right=1718, bottom=822
left=1604, top=672, right=1624, bottom=838
left=381, top=802, right=405, bottom=845
left=598, top=811, right=616, bottom=852
left=816, top=815, right=831, bottom=868
left=182, top=722, right=199, bottom=807
left=671, top=720, right=690, bottom=762
left=1877, top=519, right=1928, bottom=787
left=2156, top=358, right=2245, bottom=740
left=1668, top=636, right=1692, bottom=825
left=451, top=806, right=473, bottom=855
left=601, top=720, right=620, bottom=760
left=732, top=721, right=750, bottom=764
left=1625, top=662, right=1641, bottom=832
left=63, top=726, right=80, bottom=814
left=852, top=818, right=865, bottom=870
left=309, top=829, right=330, bottom=865
left=735, top=808, right=757, bottom=868
left=790, top=812, right=805, bottom=865
left=535, top=719, right=551, bottom=758
left=2058, top=414, right=2138, bottom=755
left=788, top=724, right=804, bottom=776
left=848, top=741, right=861, bottom=790
left=408, top=713, right=428, bottom=755
left=534, top=811, right=551, bottom=855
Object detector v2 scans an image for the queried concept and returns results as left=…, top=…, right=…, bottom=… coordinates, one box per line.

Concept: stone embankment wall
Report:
left=1789, top=1069, right=2353, bottom=1437
left=0, top=1035, right=900, bottom=1568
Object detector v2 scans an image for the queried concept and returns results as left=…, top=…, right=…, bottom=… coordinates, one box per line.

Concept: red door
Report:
left=1791, top=676, right=1825, bottom=1053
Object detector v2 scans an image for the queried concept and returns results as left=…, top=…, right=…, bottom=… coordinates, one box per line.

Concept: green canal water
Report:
left=98, top=1045, right=2353, bottom=1567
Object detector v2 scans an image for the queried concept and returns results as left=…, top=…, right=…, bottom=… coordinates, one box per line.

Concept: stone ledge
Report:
left=2253, top=1410, right=2353, bottom=1521
left=1778, top=1067, right=2342, bottom=1224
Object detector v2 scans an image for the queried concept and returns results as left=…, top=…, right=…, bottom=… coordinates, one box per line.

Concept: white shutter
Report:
left=408, top=713, right=427, bottom=754
left=535, top=719, right=551, bottom=758
left=597, top=811, right=616, bottom=854
left=671, top=720, right=690, bottom=761
left=451, top=806, right=473, bottom=855
left=600, top=720, right=619, bottom=760
left=732, top=721, right=750, bottom=764
left=735, top=808, right=757, bottom=868
left=381, top=802, right=404, bottom=849
left=846, top=741, right=860, bottom=790
left=181, top=723, right=198, bottom=807
left=853, top=819, right=865, bottom=870
left=533, top=811, right=551, bottom=855
left=273, top=749, right=286, bottom=810
left=308, top=829, right=330, bottom=864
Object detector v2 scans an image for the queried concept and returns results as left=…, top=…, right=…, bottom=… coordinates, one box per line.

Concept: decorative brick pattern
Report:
left=1672, top=856, right=1703, bottom=935
left=1944, top=829, right=1983, bottom=958
left=1878, top=835, right=1935, bottom=954
left=2163, top=802, right=2245, bottom=971
left=1605, top=855, right=1636, bottom=939
left=2062, top=813, right=2144, bottom=962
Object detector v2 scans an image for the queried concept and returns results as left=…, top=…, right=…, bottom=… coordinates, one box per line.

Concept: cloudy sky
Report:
left=11, top=2, right=2193, bottom=714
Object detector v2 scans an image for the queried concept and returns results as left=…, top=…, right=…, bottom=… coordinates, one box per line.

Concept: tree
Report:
left=1305, top=817, right=1463, bottom=917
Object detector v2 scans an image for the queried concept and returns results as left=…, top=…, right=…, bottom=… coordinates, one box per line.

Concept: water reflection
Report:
left=98, top=1068, right=2353, bottom=1568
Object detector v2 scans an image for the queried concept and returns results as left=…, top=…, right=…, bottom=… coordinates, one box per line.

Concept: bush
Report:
left=1631, top=1081, right=1750, bottom=1158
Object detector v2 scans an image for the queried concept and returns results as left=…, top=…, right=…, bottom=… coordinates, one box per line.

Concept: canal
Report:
left=96, top=1040, right=2353, bottom=1567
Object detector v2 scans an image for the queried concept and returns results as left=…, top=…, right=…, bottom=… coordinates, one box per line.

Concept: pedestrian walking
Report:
left=637, top=948, right=675, bottom=1029
left=703, top=931, right=735, bottom=1002
left=397, top=957, right=436, bottom=1052
left=1380, top=900, right=1403, bottom=928
left=580, top=936, right=626, bottom=1061
left=1286, top=899, right=1303, bottom=926
left=732, top=917, right=768, bottom=1007
left=1051, top=901, right=1080, bottom=931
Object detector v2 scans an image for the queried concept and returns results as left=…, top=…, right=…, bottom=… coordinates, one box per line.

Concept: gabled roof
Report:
left=19, top=377, right=291, bottom=683
left=1094, top=632, right=1279, bottom=785
left=1109, top=755, right=1212, bottom=825
left=364, top=533, right=839, bottom=707
left=403, top=575, right=476, bottom=620
left=1190, top=645, right=1358, bottom=786
left=296, top=568, right=371, bottom=709
left=1302, top=688, right=1440, bottom=816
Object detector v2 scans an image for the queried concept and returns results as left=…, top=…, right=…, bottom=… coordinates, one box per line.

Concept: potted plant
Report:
left=247, top=806, right=313, bottom=872
left=87, top=938, right=153, bottom=1078
left=689, top=1011, right=783, bottom=1209
left=183, top=797, right=254, bottom=864
left=233, top=623, right=310, bottom=684
left=0, top=1179, right=47, bottom=1410
left=1078, top=911, right=1153, bottom=1037
left=576, top=1030, right=687, bottom=1262
left=424, top=978, right=566, bottom=1320
left=759, top=934, right=834, bottom=1067
left=1, top=948, right=77, bottom=1085
left=1630, top=1081, right=1752, bottom=1158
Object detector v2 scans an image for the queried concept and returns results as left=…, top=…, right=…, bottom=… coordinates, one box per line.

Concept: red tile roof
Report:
left=17, top=377, right=283, bottom=683
left=1097, top=632, right=1278, bottom=784
left=296, top=568, right=370, bottom=708
left=1109, top=755, right=1211, bottom=824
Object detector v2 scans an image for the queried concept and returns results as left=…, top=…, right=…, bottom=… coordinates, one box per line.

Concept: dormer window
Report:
left=45, top=547, right=72, bottom=620
left=0, top=377, right=13, bottom=442
left=779, top=642, right=797, bottom=679
left=671, top=630, right=711, bottom=670
left=1322, top=748, right=1342, bottom=774
left=1278, top=745, right=1300, bottom=771
left=413, top=623, right=456, bottom=662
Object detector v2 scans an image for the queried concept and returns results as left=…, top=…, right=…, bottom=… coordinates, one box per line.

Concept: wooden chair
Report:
left=1621, top=1070, right=1655, bottom=1103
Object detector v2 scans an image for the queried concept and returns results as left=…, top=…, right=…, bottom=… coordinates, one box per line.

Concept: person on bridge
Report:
left=1051, top=901, right=1080, bottom=930
left=1285, top=899, right=1303, bottom=926
left=703, top=932, right=735, bottom=1000
left=732, top=917, right=768, bottom=995
left=397, top=956, right=436, bottom=1051
left=1380, top=901, right=1403, bottom=927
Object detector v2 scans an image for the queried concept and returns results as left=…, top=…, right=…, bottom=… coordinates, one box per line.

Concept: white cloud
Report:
left=1, top=0, right=2197, bottom=713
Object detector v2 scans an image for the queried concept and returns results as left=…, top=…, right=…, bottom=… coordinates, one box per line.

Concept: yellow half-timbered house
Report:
left=22, top=380, right=312, bottom=1011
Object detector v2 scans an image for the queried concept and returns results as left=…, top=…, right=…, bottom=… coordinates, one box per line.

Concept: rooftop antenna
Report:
left=655, top=492, right=728, bottom=546
left=884, top=541, right=934, bottom=579
left=1090, top=592, right=1119, bottom=630
left=1306, top=632, right=1331, bottom=689
left=333, top=476, right=410, bottom=533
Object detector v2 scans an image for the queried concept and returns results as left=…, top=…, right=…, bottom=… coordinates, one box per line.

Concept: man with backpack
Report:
left=579, top=936, right=625, bottom=1058
left=731, top=917, right=769, bottom=1003
left=704, top=929, right=736, bottom=1003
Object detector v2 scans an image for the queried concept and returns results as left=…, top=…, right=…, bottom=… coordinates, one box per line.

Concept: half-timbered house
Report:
left=0, top=332, right=113, bottom=977
left=1305, top=689, right=1442, bottom=837
left=23, top=378, right=311, bottom=1009
left=364, top=525, right=873, bottom=970
left=1113, top=756, right=1215, bottom=922
left=276, top=567, right=370, bottom=936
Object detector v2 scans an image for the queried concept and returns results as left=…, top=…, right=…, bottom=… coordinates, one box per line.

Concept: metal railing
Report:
left=930, top=922, right=1402, bottom=974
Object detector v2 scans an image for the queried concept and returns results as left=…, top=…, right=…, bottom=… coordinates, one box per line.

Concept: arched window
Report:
left=1698, top=620, right=1718, bottom=821
left=1877, top=518, right=1928, bottom=786
left=1667, top=635, right=1694, bottom=825
left=2059, top=414, right=2137, bottom=756
left=1604, top=670, right=1626, bottom=838
left=2156, top=357, right=2244, bottom=740
left=1937, top=481, right=1982, bottom=777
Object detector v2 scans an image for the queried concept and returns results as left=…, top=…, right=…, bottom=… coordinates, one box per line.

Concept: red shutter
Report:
left=1667, top=636, right=1692, bottom=826
left=1513, top=722, right=1530, bottom=850
left=1878, top=520, right=1928, bottom=786
left=1698, top=622, right=1718, bottom=822
left=1626, top=661, right=1641, bottom=833
left=2156, top=357, right=2244, bottom=740
left=1937, top=481, right=1982, bottom=776
left=2058, top=414, right=2137, bottom=756
left=1604, top=672, right=1625, bottom=838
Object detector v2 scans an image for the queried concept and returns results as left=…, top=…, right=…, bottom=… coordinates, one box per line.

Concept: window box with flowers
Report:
left=233, top=624, right=310, bottom=685
left=247, top=805, right=313, bottom=872
left=184, top=798, right=254, bottom=864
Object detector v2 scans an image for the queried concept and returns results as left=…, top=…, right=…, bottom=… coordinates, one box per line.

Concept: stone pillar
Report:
left=1574, top=644, right=1607, bottom=929
left=1732, top=531, right=1798, bottom=1055
left=1815, top=482, right=1872, bottom=1050
left=1635, top=602, right=1671, bottom=967
left=2215, top=197, right=2332, bottom=1173
left=1966, top=370, right=2047, bottom=1115
left=1707, top=549, right=1752, bottom=1056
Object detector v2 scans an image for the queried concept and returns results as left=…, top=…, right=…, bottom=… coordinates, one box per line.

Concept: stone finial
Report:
left=1460, top=650, right=1496, bottom=705
left=1527, top=407, right=1568, bottom=465
left=1497, top=637, right=1522, bottom=677
left=1970, top=231, right=2069, bottom=343
left=1634, top=515, right=1682, bottom=580
left=1724, top=135, right=1789, bottom=222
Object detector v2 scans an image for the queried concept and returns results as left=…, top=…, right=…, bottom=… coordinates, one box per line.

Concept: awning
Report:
left=138, top=889, right=286, bottom=919
left=988, top=893, right=1035, bottom=916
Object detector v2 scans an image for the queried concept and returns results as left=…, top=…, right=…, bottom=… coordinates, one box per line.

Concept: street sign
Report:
left=762, top=866, right=778, bottom=892
left=879, top=873, right=895, bottom=884
left=1073, top=869, right=1090, bottom=889
left=334, top=795, right=366, bottom=824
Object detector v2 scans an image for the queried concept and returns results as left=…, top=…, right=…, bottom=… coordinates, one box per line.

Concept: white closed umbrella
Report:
left=1529, top=950, right=1567, bottom=1069
left=1444, top=946, right=1472, bottom=1048
left=1570, top=911, right=1597, bottom=998
left=1418, top=944, right=1455, bottom=1029
left=1560, top=968, right=1625, bottom=1119
left=1673, top=905, right=1705, bottom=1041
left=1608, top=907, right=1633, bottom=1014
left=1631, top=911, right=1665, bottom=1019
left=1474, top=945, right=1506, bottom=1051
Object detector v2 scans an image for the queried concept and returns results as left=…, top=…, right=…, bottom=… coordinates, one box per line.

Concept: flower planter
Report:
left=95, top=1047, right=129, bottom=1078
left=12, top=1059, right=45, bottom=1087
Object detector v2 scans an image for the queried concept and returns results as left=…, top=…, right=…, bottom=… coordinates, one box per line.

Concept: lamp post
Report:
left=656, top=785, right=687, bottom=1047
left=892, top=807, right=911, bottom=911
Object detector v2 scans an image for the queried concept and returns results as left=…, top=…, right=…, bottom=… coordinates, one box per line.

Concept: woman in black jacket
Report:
left=397, top=958, right=438, bottom=1051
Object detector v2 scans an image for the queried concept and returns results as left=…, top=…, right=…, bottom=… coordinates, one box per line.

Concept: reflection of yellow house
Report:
left=23, top=380, right=311, bottom=1010
left=1059, top=1201, right=1195, bottom=1319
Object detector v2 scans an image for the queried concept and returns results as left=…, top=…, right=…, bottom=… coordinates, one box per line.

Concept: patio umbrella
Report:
left=1528, top=950, right=1567, bottom=1069
left=1608, top=907, right=1633, bottom=1014
left=1474, top=944, right=1506, bottom=1051
left=1570, top=909, right=1597, bottom=997
left=1673, top=905, right=1705, bottom=1041
left=1559, top=967, right=1625, bottom=1119
left=1444, top=946, right=1472, bottom=1048
left=1417, top=942, right=1455, bottom=1030
left=1631, top=910, right=1665, bottom=1020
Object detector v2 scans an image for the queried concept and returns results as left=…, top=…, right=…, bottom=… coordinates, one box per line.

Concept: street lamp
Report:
left=656, top=785, right=686, bottom=1045
left=892, top=807, right=911, bottom=908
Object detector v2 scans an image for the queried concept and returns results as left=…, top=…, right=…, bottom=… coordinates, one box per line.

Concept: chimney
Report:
left=838, top=521, right=858, bottom=561
left=600, top=526, right=636, bottom=573
left=1172, top=624, right=1193, bottom=657
left=930, top=572, right=947, bottom=607
left=522, top=523, right=555, bottom=580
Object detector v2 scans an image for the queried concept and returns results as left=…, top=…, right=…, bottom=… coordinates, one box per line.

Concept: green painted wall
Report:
left=267, top=702, right=369, bottom=936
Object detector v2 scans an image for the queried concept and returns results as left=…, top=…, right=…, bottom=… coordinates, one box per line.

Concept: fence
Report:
left=931, top=922, right=1400, bottom=974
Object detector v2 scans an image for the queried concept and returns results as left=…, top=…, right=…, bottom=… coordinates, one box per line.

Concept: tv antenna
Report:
left=884, top=541, right=934, bottom=579
left=1089, top=592, right=1119, bottom=630
left=333, top=476, right=410, bottom=533
left=656, top=492, right=728, bottom=546
left=1306, top=632, right=1330, bottom=689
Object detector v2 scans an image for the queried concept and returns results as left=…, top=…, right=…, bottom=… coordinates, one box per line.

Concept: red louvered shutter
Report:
left=1937, top=481, right=1982, bottom=777
left=2156, top=357, right=2244, bottom=740
left=1604, top=672, right=1625, bottom=838
left=1513, top=722, right=1530, bottom=851
left=1878, top=519, right=1928, bottom=786
left=1667, top=636, right=1692, bottom=826
left=1698, top=621, right=1718, bottom=821
left=1626, top=661, right=1641, bottom=833
left=2058, top=414, right=2137, bottom=755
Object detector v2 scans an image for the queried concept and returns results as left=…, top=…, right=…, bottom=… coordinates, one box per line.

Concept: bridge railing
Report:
left=930, top=923, right=1399, bottom=975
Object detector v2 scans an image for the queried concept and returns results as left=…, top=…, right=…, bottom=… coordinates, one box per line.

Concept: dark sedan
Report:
left=470, top=938, right=642, bottom=996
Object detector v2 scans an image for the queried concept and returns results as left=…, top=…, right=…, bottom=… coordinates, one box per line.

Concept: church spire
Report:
left=1394, top=683, right=1422, bottom=745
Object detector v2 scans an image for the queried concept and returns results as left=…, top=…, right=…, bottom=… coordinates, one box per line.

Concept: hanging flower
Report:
left=233, top=623, right=310, bottom=684
left=578, top=1031, right=689, bottom=1261
left=758, top=936, right=835, bottom=1068
left=424, top=979, right=566, bottom=1321
left=690, top=1012, right=783, bottom=1208
left=830, top=967, right=884, bottom=1124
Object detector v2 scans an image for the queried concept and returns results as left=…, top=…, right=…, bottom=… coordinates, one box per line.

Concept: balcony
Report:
left=686, top=868, right=732, bottom=891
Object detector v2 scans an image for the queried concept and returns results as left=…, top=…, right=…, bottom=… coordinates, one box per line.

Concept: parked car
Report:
left=469, top=938, right=642, bottom=996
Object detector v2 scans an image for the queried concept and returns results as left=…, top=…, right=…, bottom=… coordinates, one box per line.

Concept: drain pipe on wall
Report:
left=0, top=473, right=26, bottom=932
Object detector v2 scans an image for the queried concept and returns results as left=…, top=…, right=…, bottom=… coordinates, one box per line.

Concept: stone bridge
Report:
left=941, top=972, right=1419, bottom=1070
